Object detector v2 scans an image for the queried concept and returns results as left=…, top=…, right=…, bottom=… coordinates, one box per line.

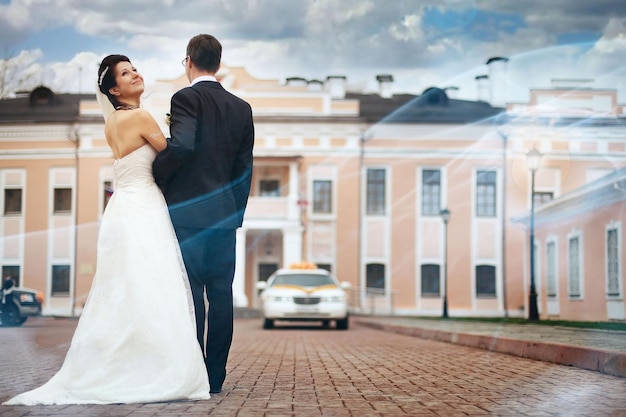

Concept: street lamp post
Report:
left=497, top=130, right=509, bottom=318
left=526, top=148, right=542, bottom=322
left=69, top=126, right=80, bottom=317
left=358, top=131, right=365, bottom=311
left=440, top=208, right=451, bottom=319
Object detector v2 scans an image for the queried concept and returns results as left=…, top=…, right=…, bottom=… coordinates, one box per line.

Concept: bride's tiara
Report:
left=98, top=66, right=109, bottom=87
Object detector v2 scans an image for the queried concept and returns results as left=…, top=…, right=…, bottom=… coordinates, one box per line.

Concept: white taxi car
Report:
left=256, top=263, right=351, bottom=330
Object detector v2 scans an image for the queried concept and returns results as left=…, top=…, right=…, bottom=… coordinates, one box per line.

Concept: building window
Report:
left=312, top=180, right=332, bottom=214
left=103, top=181, right=113, bottom=212
left=2, top=265, right=20, bottom=287
left=53, top=188, right=72, bottom=213
left=476, top=171, right=496, bottom=217
left=422, top=169, right=441, bottom=216
left=366, top=169, right=386, bottom=215
left=258, top=263, right=278, bottom=283
left=260, top=180, right=280, bottom=197
left=51, top=265, right=70, bottom=296
left=421, top=264, right=440, bottom=297
left=476, top=265, right=496, bottom=297
left=4, top=189, right=22, bottom=215
left=546, top=241, right=557, bottom=298
left=607, top=229, right=620, bottom=297
left=534, top=192, right=554, bottom=207
left=366, top=263, right=385, bottom=292
left=568, top=236, right=581, bottom=298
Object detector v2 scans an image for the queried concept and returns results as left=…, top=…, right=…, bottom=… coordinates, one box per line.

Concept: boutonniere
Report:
left=165, top=113, right=171, bottom=126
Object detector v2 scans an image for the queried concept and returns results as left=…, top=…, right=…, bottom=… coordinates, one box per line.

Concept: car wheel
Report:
left=263, top=318, right=274, bottom=329
left=0, top=304, right=22, bottom=327
left=322, top=320, right=331, bottom=328
left=336, top=317, right=349, bottom=330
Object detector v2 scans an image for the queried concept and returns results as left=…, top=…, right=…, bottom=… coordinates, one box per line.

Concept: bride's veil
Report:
left=95, top=83, right=115, bottom=122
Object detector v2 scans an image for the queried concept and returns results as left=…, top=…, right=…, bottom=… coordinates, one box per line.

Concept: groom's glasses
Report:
left=181, top=56, right=189, bottom=66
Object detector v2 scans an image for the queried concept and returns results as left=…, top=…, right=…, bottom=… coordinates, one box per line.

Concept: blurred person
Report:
left=1, top=274, right=15, bottom=313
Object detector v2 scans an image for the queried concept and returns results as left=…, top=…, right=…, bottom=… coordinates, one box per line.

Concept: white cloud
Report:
left=389, top=14, right=426, bottom=42
left=1, top=0, right=625, bottom=102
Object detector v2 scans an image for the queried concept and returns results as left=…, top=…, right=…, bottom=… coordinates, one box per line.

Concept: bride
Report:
left=3, top=55, right=211, bottom=405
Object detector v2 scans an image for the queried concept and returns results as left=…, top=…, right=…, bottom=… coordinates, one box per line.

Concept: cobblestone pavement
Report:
left=1, top=317, right=625, bottom=416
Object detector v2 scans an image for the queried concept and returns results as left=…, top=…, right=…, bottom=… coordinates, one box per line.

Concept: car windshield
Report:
left=271, top=273, right=335, bottom=288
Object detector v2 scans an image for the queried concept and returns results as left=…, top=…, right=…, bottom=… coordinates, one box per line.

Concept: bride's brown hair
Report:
left=97, top=54, right=131, bottom=109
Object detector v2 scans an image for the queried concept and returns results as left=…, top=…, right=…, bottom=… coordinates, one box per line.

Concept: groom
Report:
left=153, top=34, right=254, bottom=394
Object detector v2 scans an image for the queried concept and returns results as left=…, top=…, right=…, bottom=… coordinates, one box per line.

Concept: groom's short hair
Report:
left=187, top=34, right=222, bottom=74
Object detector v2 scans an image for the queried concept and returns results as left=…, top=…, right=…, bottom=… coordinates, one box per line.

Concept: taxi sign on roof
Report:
left=287, top=262, right=318, bottom=270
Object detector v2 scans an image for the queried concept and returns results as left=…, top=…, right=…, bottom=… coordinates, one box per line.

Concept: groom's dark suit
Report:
left=153, top=79, right=254, bottom=393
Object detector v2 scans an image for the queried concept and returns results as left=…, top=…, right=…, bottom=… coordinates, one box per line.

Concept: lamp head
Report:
left=527, top=148, right=542, bottom=172
left=440, top=208, right=451, bottom=224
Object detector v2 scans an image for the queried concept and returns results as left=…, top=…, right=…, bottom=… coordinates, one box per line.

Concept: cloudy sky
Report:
left=1, top=0, right=626, bottom=103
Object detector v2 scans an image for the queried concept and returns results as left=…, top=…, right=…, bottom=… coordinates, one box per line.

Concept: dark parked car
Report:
left=0, top=284, right=43, bottom=327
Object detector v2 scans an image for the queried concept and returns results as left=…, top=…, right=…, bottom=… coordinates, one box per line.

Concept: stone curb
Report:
left=354, top=318, right=626, bottom=378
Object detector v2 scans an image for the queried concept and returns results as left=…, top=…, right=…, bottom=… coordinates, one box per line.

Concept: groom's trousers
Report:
left=175, top=226, right=237, bottom=392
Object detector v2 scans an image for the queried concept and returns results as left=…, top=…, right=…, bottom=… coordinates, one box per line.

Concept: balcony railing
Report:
left=346, top=287, right=397, bottom=316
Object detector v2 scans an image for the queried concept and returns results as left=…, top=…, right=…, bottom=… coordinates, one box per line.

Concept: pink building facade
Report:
left=529, top=169, right=626, bottom=321
left=0, top=66, right=625, bottom=321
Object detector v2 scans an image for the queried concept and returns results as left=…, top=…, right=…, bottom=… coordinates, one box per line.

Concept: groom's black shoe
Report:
left=209, top=387, right=222, bottom=394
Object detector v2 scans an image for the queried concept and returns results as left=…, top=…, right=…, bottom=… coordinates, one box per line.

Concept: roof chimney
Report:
left=475, top=75, right=489, bottom=102
left=376, top=74, right=394, bottom=99
left=326, top=75, right=346, bottom=99
left=285, top=77, right=307, bottom=87
left=485, top=56, right=509, bottom=107
left=307, top=79, right=324, bottom=92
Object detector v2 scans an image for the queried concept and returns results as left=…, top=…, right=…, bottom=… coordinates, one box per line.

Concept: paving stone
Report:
left=1, top=317, right=626, bottom=416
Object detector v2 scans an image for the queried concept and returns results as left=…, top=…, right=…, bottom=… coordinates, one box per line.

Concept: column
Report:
left=282, top=226, right=304, bottom=266
left=232, top=228, right=248, bottom=307
left=288, top=161, right=300, bottom=220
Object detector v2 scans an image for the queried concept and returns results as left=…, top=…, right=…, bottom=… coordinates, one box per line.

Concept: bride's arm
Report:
left=137, top=110, right=167, bottom=152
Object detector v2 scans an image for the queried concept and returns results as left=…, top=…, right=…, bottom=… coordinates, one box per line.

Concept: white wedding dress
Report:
left=4, top=143, right=211, bottom=405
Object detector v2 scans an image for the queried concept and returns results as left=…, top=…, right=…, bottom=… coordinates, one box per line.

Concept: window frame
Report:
left=312, top=179, right=332, bottom=214
left=53, top=188, right=72, bottom=214
left=259, top=179, right=281, bottom=197
left=546, top=240, right=558, bottom=298
left=606, top=226, right=621, bottom=298
left=3, top=188, right=23, bottom=215
left=420, top=264, right=441, bottom=297
left=51, top=264, right=71, bottom=296
left=475, top=264, right=496, bottom=298
left=366, top=168, right=386, bottom=216
left=2, top=265, right=20, bottom=287
left=476, top=170, right=497, bottom=217
left=366, top=263, right=385, bottom=293
left=421, top=169, right=441, bottom=216
left=533, top=191, right=554, bottom=207
left=567, top=234, right=583, bottom=299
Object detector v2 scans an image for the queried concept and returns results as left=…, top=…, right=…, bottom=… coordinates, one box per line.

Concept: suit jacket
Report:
left=153, top=80, right=254, bottom=230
